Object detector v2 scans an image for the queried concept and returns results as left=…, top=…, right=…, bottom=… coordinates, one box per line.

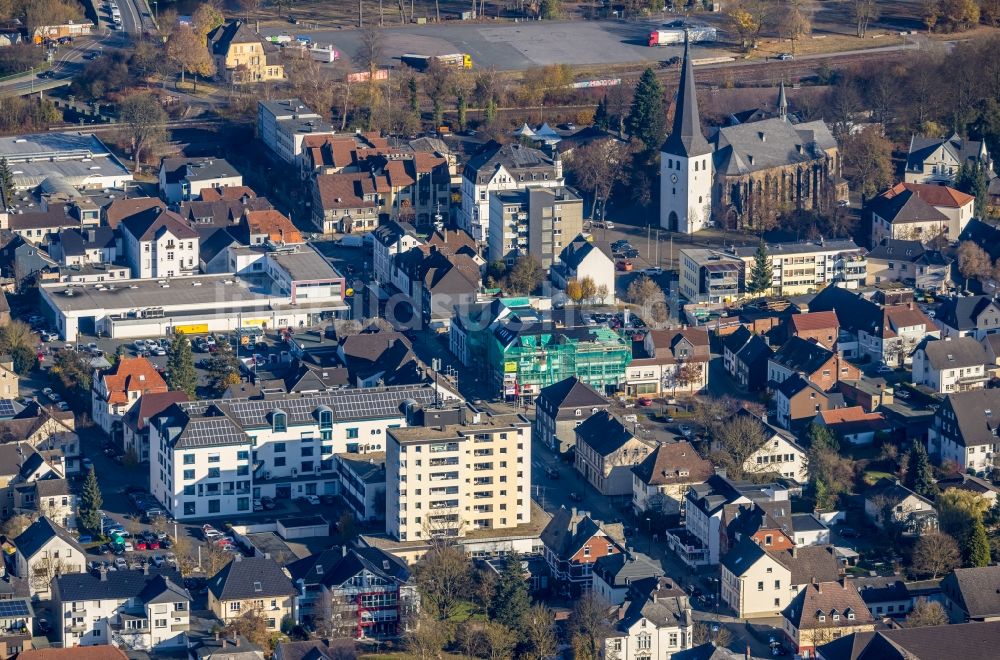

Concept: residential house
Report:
left=719, top=499, right=795, bottom=558
left=400, top=246, right=481, bottom=330
left=672, top=474, right=789, bottom=567
left=257, top=99, right=336, bottom=166
left=773, top=374, right=840, bottom=431
left=311, top=172, right=383, bottom=234
left=625, top=328, right=710, bottom=398
left=816, top=621, right=1000, bottom=660
left=678, top=248, right=743, bottom=304
left=870, top=182, right=976, bottom=243
left=927, top=389, right=1000, bottom=474
left=790, top=513, right=831, bottom=546
left=533, top=376, right=610, bottom=454
left=936, top=473, right=999, bottom=506
left=863, top=478, right=938, bottom=536
left=207, top=556, right=297, bottom=633
left=19, top=647, right=128, bottom=660
left=540, top=506, right=626, bottom=594
left=369, top=152, right=451, bottom=227
left=550, top=234, right=615, bottom=305
left=767, top=336, right=859, bottom=393
left=729, top=240, right=867, bottom=296
left=780, top=581, right=876, bottom=658
left=274, top=640, right=342, bottom=660
left=788, top=311, right=840, bottom=350
left=487, top=186, right=583, bottom=267
left=121, top=391, right=189, bottom=463
left=13, top=516, right=85, bottom=597
left=460, top=141, right=564, bottom=243
left=193, top=635, right=265, bottom=660
left=982, top=333, right=1000, bottom=380
left=935, top=295, right=1000, bottom=340
left=371, top=221, right=421, bottom=287
left=904, top=133, right=994, bottom=185
left=0, top=595, right=32, bottom=657
left=912, top=336, right=989, bottom=393
left=592, top=552, right=665, bottom=606
left=120, top=209, right=200, bottom=279
left=815, top=407, right=888, bottom=446
left=158, top=157, right=243, bottom=204
left=52, top=567, right=190, bottom=650
left=91, top=357, right=169, bottom=440
left=103, top=197, right=165, bottom=231
left=809, top=287, right=938, bottom=367
left=14, top=478, right=76, bottom=530
left=207, top=21, right=284, bottom=84
left=236, top=209, right=302, bottom=247
left=631, top=441, right=714, bottom=515
left=865, top=239, right=952, bottom=291
left=603, top=577, right=694, bottom=660
left=721, top=539, right=841, bottom=618
left=941, top=566, right=1000, bottom=622
left=47, top=227, right=118, bottom=268
left=298, top=132, right=392, bottom=178
left=723, top=326, right=772, bottom=391
left=574, top=411, right=654, bottom=498
left=337, top=331, right=420, bottom=388
left=287, top=546, right=415, bottom=639
left=723, top=409, right=808, bottom=483
left=0, top=356, right=17, bottom=399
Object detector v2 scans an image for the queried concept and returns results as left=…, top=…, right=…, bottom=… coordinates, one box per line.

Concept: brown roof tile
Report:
left=99, top=357, right=168, bottom=406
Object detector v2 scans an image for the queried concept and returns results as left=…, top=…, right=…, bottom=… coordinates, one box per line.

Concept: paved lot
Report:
left=262, top=18, right=697, bottom=71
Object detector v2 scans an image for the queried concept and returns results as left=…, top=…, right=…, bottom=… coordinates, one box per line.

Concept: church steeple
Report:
left=778, top=81, right=788, bottom=121
left=662, top=31, right=711, bottom=158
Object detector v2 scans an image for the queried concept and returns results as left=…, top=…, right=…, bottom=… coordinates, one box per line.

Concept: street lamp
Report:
left=645, top=516, right=651, bottom=553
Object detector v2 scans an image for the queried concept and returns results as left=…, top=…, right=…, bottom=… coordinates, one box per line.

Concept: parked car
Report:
left=260, top=496, right=276, bottom=510
left=165, top=553, right=177, bottom=566
left=777, top=52, right=793, bottom=60
left=78, top=534, right=93, bottom=544
left=37, top=618, right=51, bottom=634
left=114, top=558, right=128, bottom=569
left=151, top=555, right=165, bottom=567
left=678, top=424, right=693, bottom=437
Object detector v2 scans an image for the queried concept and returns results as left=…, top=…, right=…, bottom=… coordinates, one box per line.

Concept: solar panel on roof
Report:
left=0, top=400, right=16, bottom=418
left=0, top=600, right=30, bottom=617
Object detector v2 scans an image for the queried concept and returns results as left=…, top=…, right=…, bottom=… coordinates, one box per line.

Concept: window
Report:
left=183, top=485, right=195, bottom=495
left=272, top=411, right=287, bottom=433
left=583, top=546, right=591, bottom=557
left=184, top=502, right=196, bottom=515
left=319, top=409, right=333, bottom=428
left=208, top=500, right=220, bottom=513
left=274, top=442, right=286, bottom=453
left=237, top=497, right=249, bottom=511
left=207, top=467, right=220, bottom=478
left=758, top=582, right=764, bottom=591
left=775, top=598, right=781, bottom=606
left=765, top=534, right=773, bottom=545
left=183, top=470, right=195, bottom=480
left=183, top=454, right=195, bottom=465
left=237, top=451, right=249, bottom=460
left=274, top=457, right=286, bottom=467
left=774, top=580, right=781, bottom=589
left=301, top=447, right=314, bottom=457
left=347, top=428, right=359, bottom=439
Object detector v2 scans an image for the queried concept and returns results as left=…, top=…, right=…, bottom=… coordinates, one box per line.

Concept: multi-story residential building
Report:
left=574, top=412, right=653, bottom=498
left=927, top=389, right=1000, bottom=475
left=876, top=182, right=976, bottom=244
left=678, top=248, right=743, bottom=304
left=120, top=210, right=200, bottom=279
left=14, top=517, right=86, bottom=597
left=287, top=546, right=416, bottom=639
left=336, top=452, right=386, bottom=522
left=158, top=157, right=243, bottom=204
left=722, top=326, right=772, bottom=391
left=52, top=567, right=190, bottom=651
left=864, top=478, right=938, bottom=536
left=625, top=328, right=710, bottom=397
left=869, top=186, right=953, bottom=244
left=550, top=234, right=615, bottom=306
left=91, top=357, right=169, bottom=440
left=460, top=142, right=564, bottom=243
left=14, top=478, right=77, bottom=530
left=371, top=221, right=422, bottom=286
left=488, top=323, right=632, bottom=404
left=780, top=581, right=876, bottom=658
left=0, top=596, right=33, bottom=658
left=788, top=311, right=840, bottom=350
left=385, top=406, right=531, bottom=541
left=147, top=384, right=458, bottom=521
left=904, top=133, right=994, bottom=185
left=207, top=21, right=284, bottom=84
left=935, top=295, right=1000, bottom=340
left=487, top=186, right=583, bottom=268
left=533, top=376, right=610, bottom=454
left=368, top=153, right=451, bottom=227
left=912, top=336, right=989, bottom=394
left=0, top=356, right=18, bottom=399
left=721, top=539, right=842, bottom=619
left=540, top=506, right=626, bottom=595
left=310, top=172, right=383, bottom=235
left=603, top=577, right=693, bottom=660
left=257, top=99, right=336, bottom=166
left=631, top=441, right=713, bottom=515
left=668, top=474, right=788, bottom=567
left=865, top=239, right=952, bottom=291
left=719, top=409, right=807, bottom=482
left=592, top=551, right=665, bottom=606
left=207, top=556, right=297, bottom=633
left=122, top=391, right=189, bottom=464
left=809, top=287, right=939, bottom=367
left=767, top=336, right=860, bottom=394
left=730, top=240, right=866, bottom=296
left=48, top=227, right=118, bottom=268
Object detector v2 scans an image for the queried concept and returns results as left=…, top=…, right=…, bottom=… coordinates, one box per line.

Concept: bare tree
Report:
left=224, top=605, right=271, bottom=650
left=286, top=55, right=336, bottom=120
left=170, top=534, right=198, bottom=576
left=405, top=611, right=451, bottom=660
left=569, top=592, right=616, bottom=660
left=851, top=0, right=881, bottom=37
left=1, top=514, right=32, bottom=538
left=117, top=92, right=166, bottom=173
left=483, top=621, right=517, bottom=660
left=957, top=241, right=992, bottom=288
left=412, top=542, right=471, bottom=619
left=911, top=530, right=961, bottom=579
left=30, top=557, right=66, bottom=594
left=523, top=604, right=559, bottom=660
left=904, top=600, right=949, bottom=627
left=567, top=139, right=631, bottom=223
left=166, top=24, right=216, bottom=90
left=711, top=412, right=768, bottom=480
left=313, top=589, right=357, bottom=639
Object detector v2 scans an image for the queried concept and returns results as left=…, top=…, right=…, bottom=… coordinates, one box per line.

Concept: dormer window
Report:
left=272, top=410, right=287, bottom=433
left=575, top=409, right=582, bottom=417
left=253, top=581, right=262, bottom=592
left=318, top=408, right=333, bottom=429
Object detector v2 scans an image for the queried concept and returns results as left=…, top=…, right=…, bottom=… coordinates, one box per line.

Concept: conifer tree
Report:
left=625, top=68, right=665, bottom=152
left=167, top=331, right=198, bottom=397
left=489, top=551, right=531, bottom=631
left=909, top=442, right=937, bottom=499
left=79, top=467, right=104, bottom=533
left=747, top=242, right=773, bottom=295
left=966, top=517, right=991, bottom=567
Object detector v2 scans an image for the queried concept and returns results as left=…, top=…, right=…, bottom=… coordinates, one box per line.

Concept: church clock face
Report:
left=670, top=174, right=678, bottom=183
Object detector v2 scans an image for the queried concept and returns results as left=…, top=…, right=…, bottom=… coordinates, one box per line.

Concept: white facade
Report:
left=122, top=226, right=199, bottom=280
left=721, top=552, right=791, bottom=618
left=740, top=433, right=807, bottom=483
left=374, top=232, right=422, bottom=286
left=660, top=153, right=712, bottom=234
left=604, top=612, right=693, bottom=660
left=912, top=348, right=987, bottom=394
left=16, top=534, right=86, bottom=598
left=459, top=163, right=562, bottom=243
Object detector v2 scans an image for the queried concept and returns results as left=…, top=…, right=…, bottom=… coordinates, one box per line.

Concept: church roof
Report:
left=661, top=34, right=711, bottom=158
left=714, top=118, right=836, bottom=176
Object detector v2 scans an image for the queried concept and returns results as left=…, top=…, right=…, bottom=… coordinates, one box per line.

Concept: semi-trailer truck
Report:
left=648, top=26, right=718, bottom=46
left=399, top=53, right=473, bottom=71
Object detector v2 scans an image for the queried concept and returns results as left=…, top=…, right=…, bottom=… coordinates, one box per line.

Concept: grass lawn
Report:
left=863, top=470, right=894, bottom=486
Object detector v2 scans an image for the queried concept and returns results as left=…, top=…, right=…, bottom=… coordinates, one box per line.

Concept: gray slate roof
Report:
left=287, top=546, right=409, bottom=589
left=714, top=118, right=836, bottom=176
left=14, top=516, right=83, bottom=560
left=573, top=410, right=642, bottom=457
left=935, top=295, right=1000, bottom=331
left=939, top=389, right=1000, bottom=448
left=593, top=551, right=664, bottom=588
left=942, top=566, right=1000, bottom=619
left=537, top=376, right=609, bottom=411
left=662, top=36, right=711, bottom=158
left=818, top=621, right=1000, bottom=660
left=208, top=556, right=297, bottom=601
left=54, top=567, right=186, bottom=602
left=917, top=336, right=988, bottom=370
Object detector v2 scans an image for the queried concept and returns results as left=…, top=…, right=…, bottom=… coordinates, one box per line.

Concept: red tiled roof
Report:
left=314, top=172, right=377, bottom=209
left=884, top=182, right=975, bottom=208
left=124, top=390, right=189, bottom=431
left=241, top=209, right=302, bottom=244
left=819, top=407, right=883, bottom=424
left=100, top=357, right=168, bottom=405
left=790, top=311, right=840, bottom=334
left=104, top=197, right=165, bottom=229
left=20, top=646, right=128, bottom=660
left=199, top=186, right=257, bottom=202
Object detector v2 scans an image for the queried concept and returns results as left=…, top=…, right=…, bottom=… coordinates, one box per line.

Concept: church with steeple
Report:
left=660, top=37, right=844, bottom=234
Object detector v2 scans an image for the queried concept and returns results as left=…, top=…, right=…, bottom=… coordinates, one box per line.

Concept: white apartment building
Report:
left=52, top=567, right=190, bottom=651
left=730, top=239, right=866, bottom=296
left=120, top=209, right=200, bottom=279
left=912, top=336, right=989, bottom=394
left=148, top=385, right=459, bottom=520
left=257, top=99, right=336, bottom=166
left=459, top=142, right=563, bottom=243
left=372, top=221, right=422, bottom=286
left=385, top=407, right=531, bottom=542
left=603, top=579, right=694, bottom=660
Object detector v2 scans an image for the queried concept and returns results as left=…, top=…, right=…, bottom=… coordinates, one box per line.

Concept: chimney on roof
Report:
left=234, top=554, right=242, bottom=562
left=99, top=566, right=107, bottom=581
left=215, top=632, right=220, bottom=641
left=235, top=637, right=241, bottom=647
left=143, top=562, right=149, bottom=575
left=342, top=545, right=348, bottom=557
left=791, top=546, right=798, bottom=558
